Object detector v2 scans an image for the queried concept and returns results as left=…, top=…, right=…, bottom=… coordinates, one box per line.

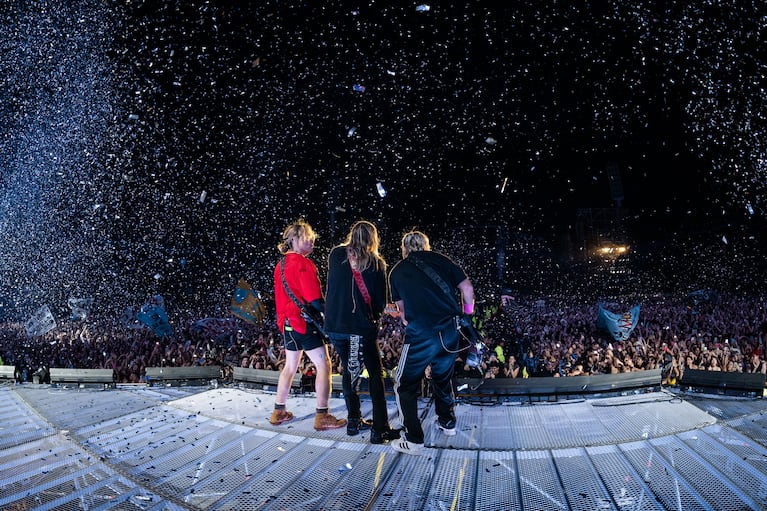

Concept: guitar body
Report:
left=301, top=308, right=329, bottom=339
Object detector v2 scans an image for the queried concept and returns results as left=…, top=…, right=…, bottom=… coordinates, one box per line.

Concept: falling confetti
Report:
left=0, top=1, right=764, bottom=325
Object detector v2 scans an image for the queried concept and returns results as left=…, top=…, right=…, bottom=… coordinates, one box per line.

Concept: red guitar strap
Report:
left=347, top=248, right=373, bottom=315
left=352, top=269, right=372, bottom=311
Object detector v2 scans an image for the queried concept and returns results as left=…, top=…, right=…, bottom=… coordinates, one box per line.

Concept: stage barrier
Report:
left=0, top=365, right=16, bottom=380
left=144, top=366, right=221, bottom=387
left=49, top=368, right=115, bottom=388
left=233, top=367, right=343, bottom=394
left=679, top=368, right=765, bottom=397
left=455, top=369, right=663, bottom=401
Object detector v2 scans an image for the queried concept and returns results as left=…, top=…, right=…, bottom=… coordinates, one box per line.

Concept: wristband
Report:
left=463, top=302, right=474, bottom=315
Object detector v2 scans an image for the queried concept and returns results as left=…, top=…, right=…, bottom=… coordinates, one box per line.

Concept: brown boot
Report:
left=270, top=409, right=294, bottom=425
left=314, top=411, right=347, bottom=431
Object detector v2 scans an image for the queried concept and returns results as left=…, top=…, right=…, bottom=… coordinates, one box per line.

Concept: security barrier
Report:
left=144, top=366, right=221, bottom=387
left=49, top=368, right=115, bottom=388
left=232, top=367, right=343, bottom=395
left=679, top=368, right=765, bottom=397
left=455, top=369, right=663, bottom=401
left=0, top=365, right=16, bottom=380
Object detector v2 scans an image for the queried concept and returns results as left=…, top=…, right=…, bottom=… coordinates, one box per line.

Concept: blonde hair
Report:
left=278, top=219, right=317, bottom=255
left=401, top=230, right=430, bottom=258
left=344, top=220, right=385, bottom=272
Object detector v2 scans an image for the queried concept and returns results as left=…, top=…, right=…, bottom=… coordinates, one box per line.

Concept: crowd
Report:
left=1, top=290, right=766, bottom=387
left=460, top=292, right=767, bottom=386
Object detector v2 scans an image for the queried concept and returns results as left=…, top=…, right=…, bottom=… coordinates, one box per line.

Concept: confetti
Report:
left=0, top=2, right=763, bottom=325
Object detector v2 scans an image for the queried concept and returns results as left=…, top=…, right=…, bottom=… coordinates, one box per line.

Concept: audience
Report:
left=1, top=291, right=765, bottom=387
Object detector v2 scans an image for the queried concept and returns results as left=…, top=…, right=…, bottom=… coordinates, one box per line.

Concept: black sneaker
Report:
left=370, top=427, right=401, bottom=444
left=346, top=418, right=373, bottom=436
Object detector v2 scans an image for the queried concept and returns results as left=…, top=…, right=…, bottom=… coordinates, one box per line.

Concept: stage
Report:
left=1, top=381, right=767, bottom=510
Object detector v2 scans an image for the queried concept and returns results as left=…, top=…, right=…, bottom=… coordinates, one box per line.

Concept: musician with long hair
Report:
left=270, top=219, right=346, bottom=431
left=325, top=221, right=399, bottom=443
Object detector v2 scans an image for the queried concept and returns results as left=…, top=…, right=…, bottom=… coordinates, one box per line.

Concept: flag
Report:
left=120, top=307, right=144, bottom=329
left=25, top=305, right=57, bottom=337
left=136, top=295, right=173, bottom=338
left=192, top=317, right=240, bottom=344
left=230, top=278, right=266, bottom=324
left=597, top=304, right=640, bottom=341
left=67, top=297, right=93, bottom=321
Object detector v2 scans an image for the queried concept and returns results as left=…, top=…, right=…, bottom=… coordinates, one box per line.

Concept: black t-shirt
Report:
left=389, top=250, right=468, bottom=340
left=324, top=246, right=387, bottom=337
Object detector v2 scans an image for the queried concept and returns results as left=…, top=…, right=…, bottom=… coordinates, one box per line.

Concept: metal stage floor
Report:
left=2, top=382, right=767, bottom=510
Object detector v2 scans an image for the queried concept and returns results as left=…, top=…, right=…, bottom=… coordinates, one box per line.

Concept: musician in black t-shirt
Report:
left=387, top=230, right=475, bottom=455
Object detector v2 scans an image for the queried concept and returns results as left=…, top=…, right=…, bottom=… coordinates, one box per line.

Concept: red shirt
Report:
left=273, top=252, right=323, bottom=334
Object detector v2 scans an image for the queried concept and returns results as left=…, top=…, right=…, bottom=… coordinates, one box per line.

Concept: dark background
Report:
left=1, top=1, right=765, bottom=321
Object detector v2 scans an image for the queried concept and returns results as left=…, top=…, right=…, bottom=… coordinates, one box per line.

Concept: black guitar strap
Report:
left=279, top=257, right=328, bottom=338
left=406, top=253, right=484, bottom=361
left=279, top=257, right=305, bottom=311
left=406, top=254, right=461, bottom=315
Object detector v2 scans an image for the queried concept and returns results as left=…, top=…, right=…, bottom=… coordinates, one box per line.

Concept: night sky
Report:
left=1, top=1, right=766, bottom=322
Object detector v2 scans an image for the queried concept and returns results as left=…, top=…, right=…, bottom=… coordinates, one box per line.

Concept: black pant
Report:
left=394, top=325, right=458, bottom=444
left=330, top=333, right=390, bottom=432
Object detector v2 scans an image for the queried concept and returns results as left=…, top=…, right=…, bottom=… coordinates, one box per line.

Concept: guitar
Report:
left=300, top=307, right=328, bottom=339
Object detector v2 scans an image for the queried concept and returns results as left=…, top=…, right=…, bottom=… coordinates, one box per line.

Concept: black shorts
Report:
left=283, top=324, right=325, bottom=352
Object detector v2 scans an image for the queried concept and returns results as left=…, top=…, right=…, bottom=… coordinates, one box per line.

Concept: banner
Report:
left=136, top=295, right=174, bottom=338
left=230, top=278, right=266, bottom=324
left=120, top=307, right=145, bottom=329
left=67, top=297, right=93, bottom=321
left=597, top=304, right=640, bottom=341
left=25, top=305, right=57, bottom=337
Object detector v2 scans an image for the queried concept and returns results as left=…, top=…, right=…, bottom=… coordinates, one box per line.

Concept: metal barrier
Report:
left=232, top=367, right=343, bottom=395
left=233, top=367, right=301, bottom=390
left=0, top=365, right=15, bottom=381
left=455, top=369, right=663, bottom=401
left=680, top=368, right=765, bottom=397
left=144, top=366, right=221, bottom=387
left=49, top=368, right=116, bottom=388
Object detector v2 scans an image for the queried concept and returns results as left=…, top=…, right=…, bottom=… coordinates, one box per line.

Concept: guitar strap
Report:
left=279, top=257, right=306, bottom=312
left=348, top=253, right=373, bottom=320
left=351, top=269, right=372, bottom=310
left=345, top=251, right=370, bottom=388
left=279, top=257, right=327, bottom=338
left=346, top=248, right=375, bottom=321
left=406, top=254, right=461, bottom=315
left=406, top=253, right=483, bottom=360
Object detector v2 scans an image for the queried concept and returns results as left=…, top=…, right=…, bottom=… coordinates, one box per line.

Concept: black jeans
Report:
left=330, top=333, right=389, bottom=432
left=394, top=326, right=458, bottom=444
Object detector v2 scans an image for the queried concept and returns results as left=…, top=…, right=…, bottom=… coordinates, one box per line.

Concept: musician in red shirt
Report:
left=270, top=219, right=346, bottom=431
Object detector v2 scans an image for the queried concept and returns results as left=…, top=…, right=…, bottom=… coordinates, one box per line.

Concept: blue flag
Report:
left=230, top=278, right=266, bottom=324
left=597, top=304, right=640, bottom=341
left=136, top=295, right=173, bottom=338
